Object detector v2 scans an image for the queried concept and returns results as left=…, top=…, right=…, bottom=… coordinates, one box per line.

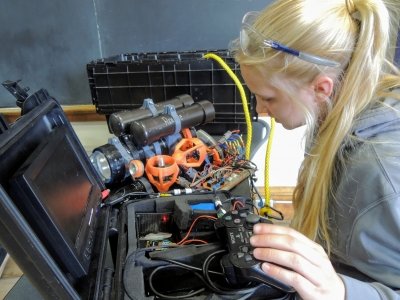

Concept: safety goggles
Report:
left=240, top=11, right=340, bottom=67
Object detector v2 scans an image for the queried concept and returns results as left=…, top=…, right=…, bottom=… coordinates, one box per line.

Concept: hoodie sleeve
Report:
left=339, top=274, right=400, bottom=300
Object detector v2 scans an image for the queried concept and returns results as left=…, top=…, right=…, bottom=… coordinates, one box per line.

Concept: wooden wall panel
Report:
left=0, top=105, right=105, bottom=124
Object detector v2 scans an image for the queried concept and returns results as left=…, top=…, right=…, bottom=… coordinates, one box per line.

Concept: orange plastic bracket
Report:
left=145, top=155, right=179, bottom=192
left=172, top=138, right=207, bottom=168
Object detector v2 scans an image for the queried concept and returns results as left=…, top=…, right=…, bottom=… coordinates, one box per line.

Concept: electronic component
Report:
left=173, top=199, right=217, bottom=231
left=214, top=209, right=295, bottom=293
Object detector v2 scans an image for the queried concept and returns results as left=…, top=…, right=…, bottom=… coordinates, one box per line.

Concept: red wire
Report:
left=181, top=239, right=208, bottom=245
left=177, top=215, right=217, bottom=245
left=233, top=200, right=244, bottom=210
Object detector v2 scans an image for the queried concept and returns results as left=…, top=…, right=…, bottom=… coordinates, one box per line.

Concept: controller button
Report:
left=237, top=252, right=245, bottom=259
left=234, top=218, right=241, bottom=224
left=246, top=214, right=261, bottom=224
left=244, top=254, right=253, bottom=262
left=240, top=212, right=247, bottom=218
left=232, top=210, right=239, bottom=215
left=224, top=215, right=232, bottom=221
left=241, top=246, right=249, bottom=253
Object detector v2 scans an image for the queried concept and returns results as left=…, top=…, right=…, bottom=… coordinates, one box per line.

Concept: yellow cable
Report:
left=260, top=117, right=275, bottom=216
left=203, top=53, right=252, bottom=160
left=203, top=52, right=275, bottom=217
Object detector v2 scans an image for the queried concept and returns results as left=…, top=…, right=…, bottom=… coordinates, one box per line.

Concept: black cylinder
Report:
left=90, top=143, right=125, bottom=186
left=130, top=100, right=215, bottom=146
left=108, top=94, right=194, bottom=136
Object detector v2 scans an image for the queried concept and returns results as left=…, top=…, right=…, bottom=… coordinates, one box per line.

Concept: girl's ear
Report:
left=311, top=75, right=334, bottom=102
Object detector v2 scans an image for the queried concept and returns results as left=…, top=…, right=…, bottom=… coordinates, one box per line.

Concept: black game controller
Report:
left=214, top=209, right=295, bottom=293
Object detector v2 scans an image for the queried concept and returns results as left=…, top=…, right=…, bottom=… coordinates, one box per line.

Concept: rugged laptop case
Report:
left=0, top=84, right=114, bottom=299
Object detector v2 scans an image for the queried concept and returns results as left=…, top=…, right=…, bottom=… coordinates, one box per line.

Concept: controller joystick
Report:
left=214, top=209, right=295, bottom=293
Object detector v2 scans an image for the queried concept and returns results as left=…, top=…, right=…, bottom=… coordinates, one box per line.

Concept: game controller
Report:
left=214, top=209, right=295, bottom=293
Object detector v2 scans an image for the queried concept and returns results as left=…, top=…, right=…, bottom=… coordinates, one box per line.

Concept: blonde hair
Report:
left=232, top=0, right=400, bottom=254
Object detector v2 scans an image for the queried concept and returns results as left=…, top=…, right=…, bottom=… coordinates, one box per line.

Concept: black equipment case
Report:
left=0, top=83, right=291, bottom=300
left=0, top=85, right=111, bottom=299
left=86, top=49, right=255, bottom=136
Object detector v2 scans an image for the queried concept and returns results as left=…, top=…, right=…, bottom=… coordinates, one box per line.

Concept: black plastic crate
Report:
left=87, top=50, right=255, bottom=135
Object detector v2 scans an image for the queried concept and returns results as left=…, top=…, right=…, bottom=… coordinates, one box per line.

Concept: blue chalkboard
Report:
left=0, top=0, right=268, bottom=107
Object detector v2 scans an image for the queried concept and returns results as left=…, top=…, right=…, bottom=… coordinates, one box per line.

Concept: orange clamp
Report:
left=172, top=138, right=207, bottom=168
left=145, top=155, right=179, bottom=192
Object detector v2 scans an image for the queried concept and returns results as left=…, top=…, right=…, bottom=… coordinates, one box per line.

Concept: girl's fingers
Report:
left=249, top=224, right=345, bottom=300
left=250, top=225, right=327, bottom=268
left=253, top=247, right=332, bottom=287
left=252, top=223, right=325, bottom=254
left=260, top=261, right=316, bottom=298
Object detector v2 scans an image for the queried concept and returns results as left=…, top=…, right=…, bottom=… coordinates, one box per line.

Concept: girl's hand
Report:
left=250, top=224, right=345, bottom=300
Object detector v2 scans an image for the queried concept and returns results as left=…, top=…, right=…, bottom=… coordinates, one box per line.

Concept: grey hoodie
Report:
left=329, top=96, right=400, bottom=299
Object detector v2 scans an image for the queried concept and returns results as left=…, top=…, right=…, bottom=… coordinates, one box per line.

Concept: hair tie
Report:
left=345, top=0, right=356, bottom=14
left=345, top=0, right=361, bottom=21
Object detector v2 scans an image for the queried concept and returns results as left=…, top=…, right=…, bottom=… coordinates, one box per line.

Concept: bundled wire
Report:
left=148, top=249, right=261, bottom=299
left=148, top=264, right=207, bottom=299
left=217, top=130, right=246, bottom=160
left=102, top=184, right=159, bottom=207
left=187, top=145, right=257, bottom=191
left=250, top=175, right=284, bottom=220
